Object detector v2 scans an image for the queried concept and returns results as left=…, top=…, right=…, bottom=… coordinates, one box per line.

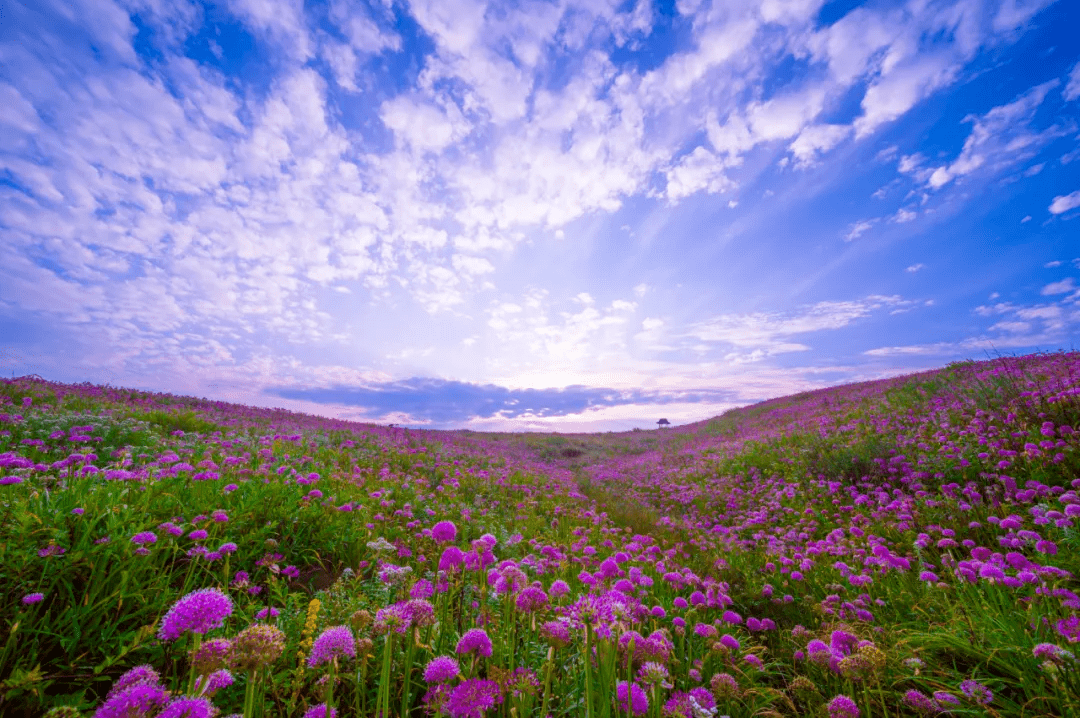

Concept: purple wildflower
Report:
left=303, top=704, right=338, bottom=718
left=1033, top=643, right=1074, bottom=664
left=515, top=586, right=549, bottom=613
left=710, top=672, right=738, bottom=698
left=308, top=625, right=356, bottom=667
left=616, top=681, right=649, bottom=717
left=403, top=599, right=436, bottom=627
left=445, top=678, right=502, bottom=718
left=411, top=579, right=435, bottom=599
left=108, top=665, right=161, bottom=697
left=130, top=532, right=157, bottom=546
left=540, top=620, right=571, bottom=648
left=21, top=592, right=44, bottom=605
left=424, top=656, right=460, bottom=683
left=688, top=688, right=715, bottom=713
left=432, top=520, right=457, bottom=543
left=960, top=679, right=992, bottom=705
left=195, top=669, right=234, bottom=696
left=158, top=588, right=233, bottom=642
left=157, top=697, right=217, bottom=718
left=456, top=628, right=493, bottom=658
left=827, top=694, right=860, bottom=718
left=549, top=579, right=570, bottom=597
left=191, top=638, right=233, bottom=675
left=93, top=682, right=170, bottom=718
left=637, top=662, right=670, bottom=688
left=903, top=690, right=937, bottom=714
left=439, top=546, right=465, bottom=571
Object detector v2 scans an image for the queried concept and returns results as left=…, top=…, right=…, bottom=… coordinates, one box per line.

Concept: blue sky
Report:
left=1, top=0, right=1078, bottom=431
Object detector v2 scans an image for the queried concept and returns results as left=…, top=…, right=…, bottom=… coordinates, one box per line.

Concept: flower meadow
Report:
left=1, top=352, right=1079, bottom=718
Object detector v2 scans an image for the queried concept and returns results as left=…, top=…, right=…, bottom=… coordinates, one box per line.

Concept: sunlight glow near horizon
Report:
left=1, top=0, right=1079, bottom=431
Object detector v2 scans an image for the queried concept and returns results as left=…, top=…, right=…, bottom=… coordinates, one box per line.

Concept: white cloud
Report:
left=892, top=207, right=917, bottom=223
left=451, top=254, right=496, bottom=276
left=380, top=94, right=472, bottom=153
left=992, top=0, right=1058, bottom=32
left=906, top=263, right=924, bottom=273
left=845, top=219, right=876, bottom=241
left=1045, top=260, right=1062, bottom=268
left=1066, top=62, right=1080, bottom=102
left=789, top=123, right=852, bottom=165
left=228, top=0, right=313, bottom=60
left=923, top=79, right=1062, bottom=190
left=855, top=55, right=961, bottom=138
left=690, top=296, right=914, bottom=350
left=1049, top=190, right=1080, bottom=215
left=1041, top=278, right=1076, bottom=295
left=874, top=290, right=1080, bottom=357
left=664, top=147, right=735, bottom=202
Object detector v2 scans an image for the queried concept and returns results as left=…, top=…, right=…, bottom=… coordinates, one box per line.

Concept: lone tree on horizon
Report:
left=657, top=418, right=670, bottom=429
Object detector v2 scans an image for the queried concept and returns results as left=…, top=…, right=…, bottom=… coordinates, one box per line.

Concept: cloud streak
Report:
left=268, top=377, right=741, bottom=424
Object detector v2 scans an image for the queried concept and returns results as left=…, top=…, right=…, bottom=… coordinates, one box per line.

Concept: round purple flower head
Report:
left=195, top=668, right=234, bottom=696
left=616, top=681, right=649, bottom=717
left=960, top=680, right=993, bottom=706
left=432, top=521, right=457, bottom=543
left=411, top=578, right=435, bottom=599
left=549, top=579, right=570, bottom=598
left=456, top=628, right=493, bottom=658
left=157, top=696, right=217, bottom=718
left=424, top=655, right=460, bottom=683
left=515, top=586, right=548, bottom=614
left=1033, top=642, right=1074, bottom=664
left=130, top=532, right=157, bottom=546
left=94, top=682, right=170, bottom=718
left=903, top=689, right=936, bottom=714
left=827, top=694, right=860, bottom=718
left=688, top=688, right=715, bottom=712
left=303, top=704, right=338, bottom=718
left=191, top=637, right=233, bottom=675
left=540, top=620, right=571, bottom=648
left=445, top=678, right=502, bottom=718
left=108, top=665, right=162, bottom=698
left=308, top=625, right=356, bottom=667
left=158, top=588, right=233, bottom=642
left=710, top=672, right=738, bottom=698
left=439, top=546, right=465, bottom=571
left=21, top=592, right=44, bottom=605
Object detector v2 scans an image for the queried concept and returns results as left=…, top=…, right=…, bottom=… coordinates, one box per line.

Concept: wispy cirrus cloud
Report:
left=688, top=296, right=916, bottom=355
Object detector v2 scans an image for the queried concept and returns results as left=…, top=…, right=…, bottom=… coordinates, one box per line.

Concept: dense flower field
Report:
left=1, top=352, right=1078, bottom=718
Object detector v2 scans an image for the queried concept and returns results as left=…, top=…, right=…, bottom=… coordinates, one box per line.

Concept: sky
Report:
left=1, top=0, right=1079, bottom=432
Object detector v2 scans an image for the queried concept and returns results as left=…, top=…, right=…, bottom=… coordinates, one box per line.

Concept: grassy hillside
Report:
left=1, top=351, right=1078, bottom=717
